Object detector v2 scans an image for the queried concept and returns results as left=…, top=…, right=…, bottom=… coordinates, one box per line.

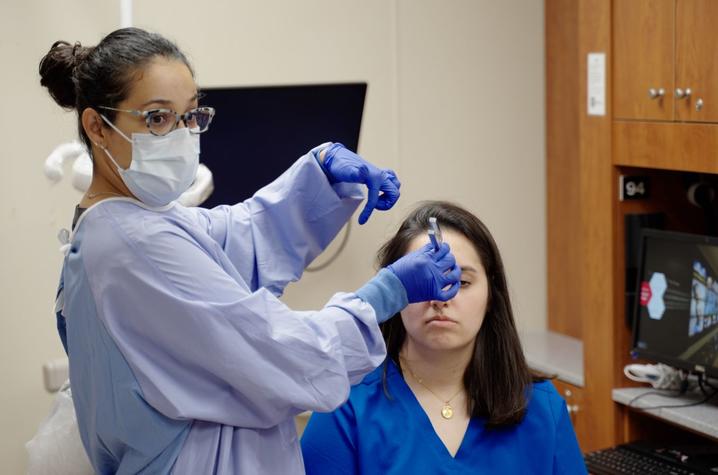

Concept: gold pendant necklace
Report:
left=400, top=357, right=464, bottom=420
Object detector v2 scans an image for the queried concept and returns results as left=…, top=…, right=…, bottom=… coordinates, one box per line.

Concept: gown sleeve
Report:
left=81, top=206, right=386, bottom=430
left=301, top=403, right=359, bottom=475
left=191, top=145, right=364, bottom=296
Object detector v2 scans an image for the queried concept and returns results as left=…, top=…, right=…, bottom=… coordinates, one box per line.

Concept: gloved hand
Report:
left=387, top=242, right=461, bottom=303
left=321, top=143, right=401, bottom=224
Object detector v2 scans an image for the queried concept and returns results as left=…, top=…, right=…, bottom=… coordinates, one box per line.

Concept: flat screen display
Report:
left=633, top=229, right=718, bottom=377
left=198, top=83, right=367, bottom=208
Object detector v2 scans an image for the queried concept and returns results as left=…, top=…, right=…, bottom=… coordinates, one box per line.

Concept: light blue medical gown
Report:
left=55, top=150, right=394, bottom=474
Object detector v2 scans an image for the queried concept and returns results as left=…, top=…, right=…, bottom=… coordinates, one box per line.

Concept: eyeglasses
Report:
left=98, top=105, right=215, bottom=136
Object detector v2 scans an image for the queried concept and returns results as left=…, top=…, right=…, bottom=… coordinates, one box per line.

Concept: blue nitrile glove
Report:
left=322, top=143, right=401, bottom=224
left=387, top=242, right=461, bottom=303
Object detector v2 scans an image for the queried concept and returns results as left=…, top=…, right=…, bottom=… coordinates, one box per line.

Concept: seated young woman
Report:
left=300, top=201, right=587, bottom=474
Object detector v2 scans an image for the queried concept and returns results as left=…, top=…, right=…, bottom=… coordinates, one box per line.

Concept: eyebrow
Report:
left=140, top=93, right=199, bottom=109
left=461, top=266, right=479, bottom=273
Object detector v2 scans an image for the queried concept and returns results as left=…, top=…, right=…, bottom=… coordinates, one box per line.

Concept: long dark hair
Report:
left=39, top=27, right=193, bottom=152
left=379, top=201, right=543, bottom=428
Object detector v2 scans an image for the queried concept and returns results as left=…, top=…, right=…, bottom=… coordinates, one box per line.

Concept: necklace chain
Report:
left=400, top=356, right=464, bottom=420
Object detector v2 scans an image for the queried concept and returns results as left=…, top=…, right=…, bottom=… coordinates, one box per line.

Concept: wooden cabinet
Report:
left=613, top=0, right=674, bottom=120
left=613, top=0, right=718, bottom=172
left=675, top=0, right=718, bottom=122
left=613, top=0, right=718, bottom=123
left=613, top=121, right=718, bottom=173
left=547, top=0, right=718, bottom=452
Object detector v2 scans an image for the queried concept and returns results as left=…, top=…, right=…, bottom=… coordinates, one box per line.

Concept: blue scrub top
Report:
left=301, top=360, right=588, bottom=474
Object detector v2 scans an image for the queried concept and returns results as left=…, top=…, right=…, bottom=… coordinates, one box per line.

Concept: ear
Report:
left=81, top=108, right=108, bottom=148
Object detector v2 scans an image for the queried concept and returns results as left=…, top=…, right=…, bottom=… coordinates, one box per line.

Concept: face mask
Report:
left=99, top=115, right=200, bottom=207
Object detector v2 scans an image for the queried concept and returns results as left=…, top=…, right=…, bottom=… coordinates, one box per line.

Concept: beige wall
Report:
left=0, top=1, right=544, bottom=472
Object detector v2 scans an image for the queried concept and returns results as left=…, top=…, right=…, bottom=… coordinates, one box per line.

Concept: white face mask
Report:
left=99, top=115, right=200, bottom=207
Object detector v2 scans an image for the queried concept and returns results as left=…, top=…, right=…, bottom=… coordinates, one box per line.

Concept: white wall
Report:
left=0, top=1, right=544, bottom=472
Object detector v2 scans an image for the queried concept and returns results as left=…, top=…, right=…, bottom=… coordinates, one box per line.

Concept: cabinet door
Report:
left=613, top=0, right=674, bottom=120
left=676, top=0, right=718, bottom=122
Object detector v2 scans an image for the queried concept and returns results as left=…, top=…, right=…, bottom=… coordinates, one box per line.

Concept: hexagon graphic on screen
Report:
left=647, top=272, right=667, bottom=320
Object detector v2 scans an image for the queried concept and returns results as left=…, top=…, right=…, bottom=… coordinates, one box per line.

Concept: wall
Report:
left=0, top=1, right=544, bottom=472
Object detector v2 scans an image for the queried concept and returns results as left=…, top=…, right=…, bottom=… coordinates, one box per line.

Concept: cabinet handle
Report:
left=696, top=98, right=704, bottom=112
left=675, top=88, right=692, bottom=99
left=567, top=404, right=580, bottom=414
left=648, top=88, right=665, bottom=99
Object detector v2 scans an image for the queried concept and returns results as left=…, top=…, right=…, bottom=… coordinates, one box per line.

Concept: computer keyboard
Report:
left=584, top=443, right=706, bottom=475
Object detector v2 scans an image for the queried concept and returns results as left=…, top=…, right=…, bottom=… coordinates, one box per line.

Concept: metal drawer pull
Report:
left=648, top=88, right=665, bottom=99
left=675, top=87, right=692, bottom=99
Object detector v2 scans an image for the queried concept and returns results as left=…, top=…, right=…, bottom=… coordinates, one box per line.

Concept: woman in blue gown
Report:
left=301, top=201, right=587, bottom=474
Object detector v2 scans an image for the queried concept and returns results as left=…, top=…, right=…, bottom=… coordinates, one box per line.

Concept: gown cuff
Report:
left=311, top=142, right=334, bottom=178
left=309, top=142, right=364, bottom=201
left=355, top=268, right=408, bottom=323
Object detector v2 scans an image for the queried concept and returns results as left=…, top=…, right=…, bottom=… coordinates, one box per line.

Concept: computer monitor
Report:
left=197, top=83, right=367, bottom=208
left=632, top=229, right=718, bottom=378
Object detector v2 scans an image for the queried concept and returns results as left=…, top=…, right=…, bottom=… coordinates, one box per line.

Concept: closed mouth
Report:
left=427, top=315, right=457, bottom=324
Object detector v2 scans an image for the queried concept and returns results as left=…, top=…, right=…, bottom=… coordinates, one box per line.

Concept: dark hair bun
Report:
left=39, top=41, right=92, bottom=109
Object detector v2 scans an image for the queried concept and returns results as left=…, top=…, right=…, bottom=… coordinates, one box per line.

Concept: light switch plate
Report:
left=588, top=52, right=606, bottom=116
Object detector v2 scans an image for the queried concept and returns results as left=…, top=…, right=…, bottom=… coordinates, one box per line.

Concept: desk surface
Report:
left=613, top=387, right=718, bottom=441
left=521, top=330, right=584, bottom=387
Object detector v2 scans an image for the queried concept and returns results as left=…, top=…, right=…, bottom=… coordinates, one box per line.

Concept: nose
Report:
left=430, top=299, right=449, bottom=309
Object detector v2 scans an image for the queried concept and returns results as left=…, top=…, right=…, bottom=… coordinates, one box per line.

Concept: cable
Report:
left=627, top=374, right=718, bottom=411
left=626, top=389, right=686, bottom=408
left=627, top=390, right=718, bottom=411
left=305, top=221, right=351, bottom=272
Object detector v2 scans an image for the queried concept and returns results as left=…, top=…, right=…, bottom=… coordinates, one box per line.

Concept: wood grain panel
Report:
left=614, top=121, right=718, bottom=173
left=613, top=0, right=674, bottom=120
left=546, top=0, right=582, bottom=339
left=675, top=0, right=718, bottom=122
left=579, top=0, right=617, bottom=452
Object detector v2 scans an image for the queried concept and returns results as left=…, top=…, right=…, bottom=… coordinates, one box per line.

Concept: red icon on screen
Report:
left=639, top=281, right=652, bottom=306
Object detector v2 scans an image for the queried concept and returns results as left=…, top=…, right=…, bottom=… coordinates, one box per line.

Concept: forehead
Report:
left=123, top=57, right=196, bottom=108
left=407, top=229, right=484, bottom=271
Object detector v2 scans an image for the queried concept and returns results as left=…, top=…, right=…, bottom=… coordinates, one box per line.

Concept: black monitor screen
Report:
left=198, top=83, right=367, bottom=208
left=633, top=229, right=718, bottom=377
